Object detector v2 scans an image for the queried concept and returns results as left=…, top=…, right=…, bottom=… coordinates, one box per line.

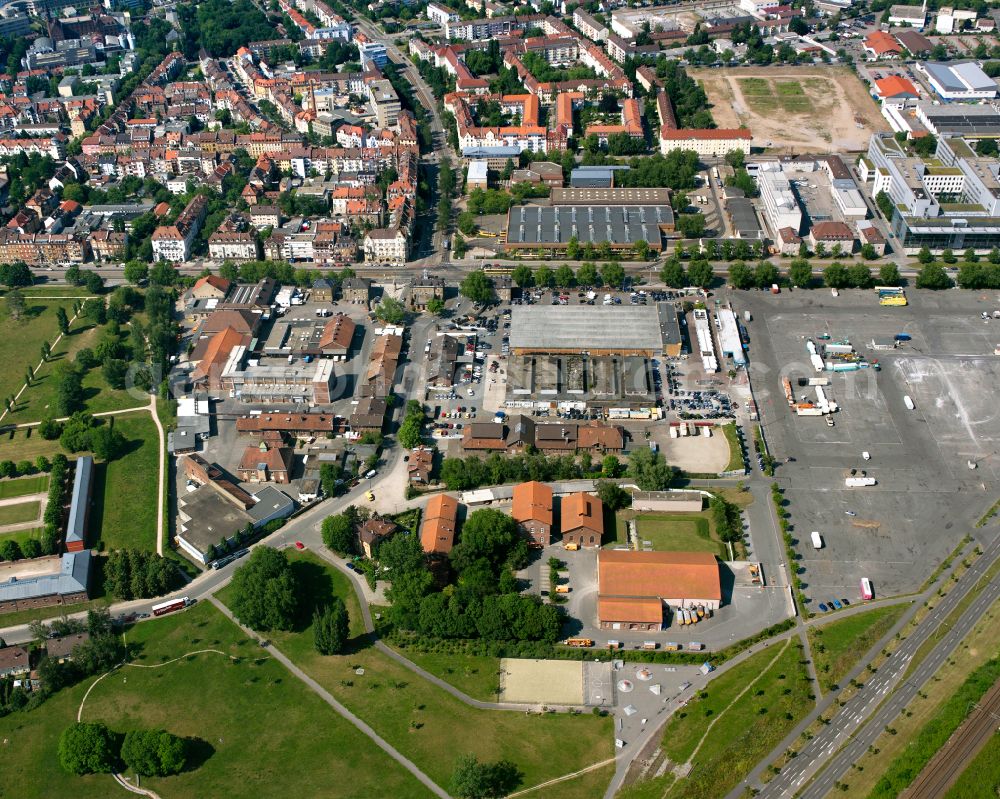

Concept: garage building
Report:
left=597, top=550, right=722, bottom=631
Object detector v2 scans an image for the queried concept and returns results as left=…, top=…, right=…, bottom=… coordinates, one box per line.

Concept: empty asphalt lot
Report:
left=733, top=287, right=1000, bottom=607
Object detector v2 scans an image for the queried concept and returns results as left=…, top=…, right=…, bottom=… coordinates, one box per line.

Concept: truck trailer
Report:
left=811, top=531, right=823, bottom=549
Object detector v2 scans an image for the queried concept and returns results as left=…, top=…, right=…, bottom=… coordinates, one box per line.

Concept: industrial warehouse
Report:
left=504, top=202, right=675, bottom=254
left=505, top=304, right=683, bottom=408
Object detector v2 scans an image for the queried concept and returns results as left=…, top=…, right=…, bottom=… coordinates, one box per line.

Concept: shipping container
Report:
left=811, top=531, right=823, bottom=549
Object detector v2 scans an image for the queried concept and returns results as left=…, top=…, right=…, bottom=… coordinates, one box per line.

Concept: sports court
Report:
left=498, top=658, right=584, bottom=705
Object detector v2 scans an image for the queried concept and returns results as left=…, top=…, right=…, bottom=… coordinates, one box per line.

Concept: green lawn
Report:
left=619, top=640, right=814, bottom=799
left=721, top=423, right=745, bottom=473
left=611, top=511, right=726, bottom=558
left=0, top=602, right=435, bottom=799
left=0, top=293, right=77, bottom=410
left=808, top=604, right=908, bottom=691
left=13, top=316, right=147, bottom=423
left=219, top=552, right=614, bottom=795
left=0, top=427, right=65, bottom=463
left=739, top=77, right=769, bottom=94
left=0, top=474, right=49, bottom=498
left=89, top=413, right=160, bottom=552
left=0, top=499, right=41, bottom=527
left=0, top=596, right=110, bottom=629
left=400, top=650, right=503, bottom=702
left=944, top=734, right=1000, bottom=798
left=775, top=80, right=805, bottom=96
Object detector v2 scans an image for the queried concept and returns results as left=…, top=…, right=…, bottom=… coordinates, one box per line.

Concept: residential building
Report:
left=237, top=440, right=294, bottom=483
left=342, top=277, right=372, bottom=304
left=421, top=493, right=459, bottom=555
left=512, top=481, right=553, bottom=547
left=152, top=194, right=208, bottom=262
left=561, top=491, right=603, bottom=548
left=358, top=517, right=397, bottom=558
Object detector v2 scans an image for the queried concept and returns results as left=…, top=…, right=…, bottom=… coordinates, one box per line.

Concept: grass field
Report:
left=837, top=591, right=1000, bottom=796
left=808, top=604, right=908, bottom=692
left=737, top=77, right=813, bottom=113
left=944, top=734, right=1000, bottom=798
left=220, top=551, right=614, bottom=795
left=0, top=602, right=435, bottom=799
left=0, top=427, right=65, bottom=463
left=400, top=650, right=502, bottom=702
left=721, top=423, right=745, bottom=473
left=0, top=474, right=49, bottom=498
left=611, top=511, right=726, bottom=558
left=0, top=500, right=41, bottom=527
left=89, top=413, right=160, bottom=552
left=619, top=640, right=814, bottom=799
left=0, top=294, right=77, bottom=411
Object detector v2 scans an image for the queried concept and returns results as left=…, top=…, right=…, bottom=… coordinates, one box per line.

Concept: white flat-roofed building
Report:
left=920, top=61, right=997, bottom=101
left=756, top=167, right=802, bottom=235
left=427, top=1, right=460, bottom=25
left=467, top=159, right=489, bottom=190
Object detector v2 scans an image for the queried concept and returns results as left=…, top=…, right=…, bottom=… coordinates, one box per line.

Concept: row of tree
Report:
left=104, top=549, right=183, bottom=601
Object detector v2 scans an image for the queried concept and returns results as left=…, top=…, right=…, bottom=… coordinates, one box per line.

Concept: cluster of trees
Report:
left=104, top=550, right=183, bottom=601
left=626, top=447, right=677, bottom=491
left=0, top=262, right=32, bottom=288
left=374, top=295, right=406, bottom=324
left=956, top=261, right=1000, bottom=289
left=439, top=451, right=596, bottom=492
left=59, top=722, right=188, bottom=777
left=219, top=259, right=357, bottom=289
left=384, top=509, right=562, bottom=643
left=580, top=150, right=700, bottom=191
left=54, top=413, right=128, bottom=462
left=450, top=754, right=522, bottom=799
left=520, top=51, right=598, bottom=83
left=178, top=0, right=275, bottom=57
left=914, top=262, right=954, bottom=289
left=727, top=261, right=781, bottom=290
left=458, top=270, right=496, bottom=305
left=660, top=258, right=714, bottom=289
left=2, top=152, right=57, bottom=210
left=398, top=400, right=426, bottom=450
left=438, top=158, right=456, bottom=236
left=229, top=547, right=301, bottom=631
left=710, top=495, right=743, bottom=544
left=464, top=40, right=502, bottom=76
left=321, top=504, right=366, bottom=556
left=654, top=60, right=714, bottom=129
left=818, top=262, right=876, bottom=290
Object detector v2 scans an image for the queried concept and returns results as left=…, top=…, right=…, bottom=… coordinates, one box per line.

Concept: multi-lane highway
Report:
left=756, top=536, right=1000, bottom=798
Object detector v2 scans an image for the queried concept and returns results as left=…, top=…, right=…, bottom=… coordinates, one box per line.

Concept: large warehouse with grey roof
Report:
left=504, top=203, right=675, bottom=253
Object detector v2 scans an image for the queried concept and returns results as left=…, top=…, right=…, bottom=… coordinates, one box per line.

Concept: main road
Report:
left=749, top=535, right=1000, bottom=799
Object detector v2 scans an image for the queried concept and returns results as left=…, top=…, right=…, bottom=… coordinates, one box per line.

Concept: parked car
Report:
left=817, top=603, right=829, bottom=612
left=294, top=541, right=305, bottom=550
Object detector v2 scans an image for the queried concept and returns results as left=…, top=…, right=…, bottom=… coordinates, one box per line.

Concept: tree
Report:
left=875, top=190, right=895, bottom=220
left=847, top=263, right=874, bottom=289
left=5, top=289, right=25, bottom=322
left=823, top=262, right=850, bottom=289
left=601, top=455, right=620, bottom=478
left=917, top=246, right=934, bottom=264
left=576, top=262, right=598, bottom=286
left=89, top=425, right=127, bottom=461
left=374, top=296, right=406, bottom=324
left=459, top=270, right=494, bottom=305
left=725, top=149, right=746, bottom=169
left=102, top=358, right=128, bottom=390
left=600, top=262, right=625, bottom=289
left=687, top=260, right=714, bottom=289
left=0, top=261, right=32, bottom=288
left=860, top=243, right=877, bottom=261
left=229, top=547, right=300, bottom=631
left=450, top=508, right=518, bottom=574
left=53, top=363, right=84, bottom=415
left=511, top=265, right=534, bottom=288
left=788, top=259, right=812, bottom=288
left=456, top=211, right=476, bottom=236
left=677, top=213, right=706, bottom=239
left=879, top=263, right=902, bottom=286
left=58, top=722, right=119, bottom=775
left=915, top=262, right=952, bottom=289
left=660, top=259, right=686, bottom=288
left=534, top=265, right=554, bottom=288
left=729, top=261, right=754, bottom=290
left=627, top=447, right=676, bottom=491
left=322, top=509, right=358, bottom=555
left=56, top=306, right=70, bottom=335
left=82, top=271, right=105, bottom=294
left=426, top=297, right=445, bottom=316
left=123, top=261, right=149, bottom=285
left=450, top=754, right=522, bottom=799
left=121, top=729, right=187, bottom=777
left=313, top=598, right=350, bottom=655
left=596, top=480, right=629, bottom=512
left=633, top=239, right=650, bottom=261
left=565, top=236, right=580, bottom=260
left=753, top=261, right=779, bottom=289
left=554, top=264, right=575, bottom=287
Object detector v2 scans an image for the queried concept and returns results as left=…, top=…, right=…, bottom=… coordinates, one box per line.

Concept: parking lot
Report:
left=737, top=287, right=1000, bottom=608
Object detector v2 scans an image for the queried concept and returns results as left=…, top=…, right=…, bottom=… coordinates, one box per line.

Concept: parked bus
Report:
left=564, top=638, right=593, bottom=648
left=860, top=578, right=874, bottom=601
left=151, top=597, right=190, bottom=617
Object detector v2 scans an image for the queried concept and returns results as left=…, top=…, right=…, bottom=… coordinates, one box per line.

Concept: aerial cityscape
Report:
left=0, top=0, right=997, bottom=796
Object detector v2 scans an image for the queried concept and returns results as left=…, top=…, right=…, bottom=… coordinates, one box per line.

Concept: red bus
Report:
left=151, top=597, right=190, bottom=617
left=860, top=578, right=873, bottom=601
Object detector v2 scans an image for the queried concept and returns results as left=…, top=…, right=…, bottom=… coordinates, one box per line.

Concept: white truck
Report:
left=903, top=395, right=915, bottom=410
left=811, top=531, right=824, bottom=549
left=846, top=477, right=877, bottom=487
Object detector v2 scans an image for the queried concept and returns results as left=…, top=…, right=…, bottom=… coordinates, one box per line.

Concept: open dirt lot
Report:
left=499, top=658, right=584, bottom=705
left=688, top=65, right=889, bottom=153
left=660, top=432, right=730, bottom=473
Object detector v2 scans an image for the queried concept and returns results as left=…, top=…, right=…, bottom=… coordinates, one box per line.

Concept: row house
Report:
left=0, top=230, right=92, bottom=264
left=151, top=194, right=208, bottom=263
left=208, top=214, right=260, bottom=262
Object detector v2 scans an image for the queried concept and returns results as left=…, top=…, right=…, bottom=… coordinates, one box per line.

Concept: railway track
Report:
left=902, top=678, right=1000, bottom=799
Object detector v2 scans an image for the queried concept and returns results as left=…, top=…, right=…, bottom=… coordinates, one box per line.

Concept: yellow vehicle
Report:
left=563, top=542, right=579, bottom=551
left=565, top=638, right=593, bottom=647
left=366, top=490, right=375, bottom=502
left=555, top=585, right=571, bottom=594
